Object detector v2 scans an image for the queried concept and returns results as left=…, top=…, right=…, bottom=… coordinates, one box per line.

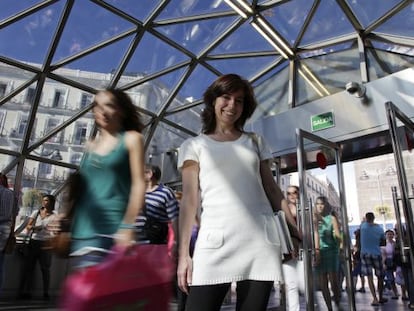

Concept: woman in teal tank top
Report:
left=314, top=196, right=342, bottom=310
left=69, top=88, right=146, bottom=268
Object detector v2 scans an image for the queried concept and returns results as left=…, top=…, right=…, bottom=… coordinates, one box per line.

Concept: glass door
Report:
left=296, top=128, right=356, bottom=311
left=386, top=101, right=414, bottom=282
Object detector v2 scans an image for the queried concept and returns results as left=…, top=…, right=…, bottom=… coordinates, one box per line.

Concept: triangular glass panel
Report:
left=252, top=63, right=290, bottom=120
left=52, top=1, right=135, bottom=64
left=298, top=48, right=361, bottom=98
left=51, top=35, right=133, bottom=88
left=22, top=159, right=67, bottom=194
left=367, top=46, right=414, bottom=80
left=212, top=22, right=276, bottom=54
left=105, top=0, right=163, bottom=22
left=155, top=15, right=237, bottom=55
left=0, top=85, right=39, bottom=151
left=300, top=1, right=354, bottom=47
left=0, top=155, right=17, bottom=182
left=374, top=4, right=414, bottom=37
left=167, top=65, right=218, bottom=111
left=157, top=0, right=229, bottom=19
left=165, top=103, right=203, bottom=134
left=28, top=114, right=94, bottom=164
left=0, top=62, right=37, bottom=102
left=345, top=0, right=401, bottom=28
left=0, top=0, right=42, bottom=20
left=146, top=123, right=194, bottom=185
left=122, top=32, right=189, bottom=79
left=120, top=66, right=188, bottom=114
left=0, top=98, right=29, bottom=152
left=26, top=78, right=96, bottom=148
left=206, top=55, right=277, bottom=80
left=262, top=0, right=313, bottom=46
left=0, top=1, right=65, bottom=65
left=148, top=121, right=194, bottom=157
left=299, top=41, right=356, bottom=59
left=296, top=64, right=325, bottom=106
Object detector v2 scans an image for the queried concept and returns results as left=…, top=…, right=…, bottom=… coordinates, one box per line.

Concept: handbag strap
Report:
left=26, top=210, right=40, bottom=241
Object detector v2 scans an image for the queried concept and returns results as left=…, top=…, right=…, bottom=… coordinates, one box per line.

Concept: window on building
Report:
left=38, top=162, right=52, bottom=176
left=46, top=118, right=62, bottom=143
left=25, top=87, right=36, bottom=104
left=52, top=89, right=65, bottom=108
left=18, top=116, right=28, bottom=136
left=0, top=82, right=6, bottom=97
left=73, top=122, right=87, bottom=145
left=80, top=93, right=93, bottom=109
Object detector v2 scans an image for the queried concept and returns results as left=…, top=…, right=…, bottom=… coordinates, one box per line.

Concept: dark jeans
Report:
left=185, top=280, right=274, bottom=311
left=138, top=218, right=169, bottom=244
left=18, top=239, right=52, bottom=296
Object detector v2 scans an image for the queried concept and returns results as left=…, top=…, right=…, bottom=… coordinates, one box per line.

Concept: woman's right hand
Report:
left=177, top=255, right=193, bottom=294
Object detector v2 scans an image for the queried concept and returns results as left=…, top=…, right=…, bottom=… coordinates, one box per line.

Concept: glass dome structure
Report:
left=0, top=0, right=413, bottom=194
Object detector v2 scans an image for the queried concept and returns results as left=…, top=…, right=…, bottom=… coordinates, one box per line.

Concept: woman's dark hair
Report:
left=97, top=88, right=144, bottom=132
left=201, top=74, right=257, bottom=134
left=0, top=173, right=8, bottom=188
left=385, top=229, right=394, bottom=235
left=43, top=194, right=56, bottom=211
left=146, top=164, right=161, bottom=182
left=315, top=196, right=332, bottom=217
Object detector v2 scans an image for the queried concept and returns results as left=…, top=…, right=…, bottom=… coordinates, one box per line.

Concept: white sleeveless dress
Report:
left=178, top=133, right=283, bottom=285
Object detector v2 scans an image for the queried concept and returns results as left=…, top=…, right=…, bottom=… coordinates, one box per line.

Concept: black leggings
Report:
left=185, top=280, right=274, bottom=311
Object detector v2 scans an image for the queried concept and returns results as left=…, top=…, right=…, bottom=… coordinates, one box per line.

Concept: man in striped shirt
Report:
left=136, top=165, right=179, bottom=251
left=0, top=173, right=18, bottom=292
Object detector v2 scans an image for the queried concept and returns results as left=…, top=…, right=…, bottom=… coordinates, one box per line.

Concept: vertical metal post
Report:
left=296, top=128, right=315, bottom=311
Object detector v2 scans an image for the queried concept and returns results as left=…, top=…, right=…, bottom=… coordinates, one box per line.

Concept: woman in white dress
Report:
left=177, top=74, right=299, bottom=311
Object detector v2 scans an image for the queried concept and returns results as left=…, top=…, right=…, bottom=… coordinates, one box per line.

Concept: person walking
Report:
left=360, top=212, right=387, bottom=306
left=351, top=228, right=366, bottom=293
left=135, top=164, right=179, bottom=251
left=313, top=196, right=342, bottom=311
left=177, top=74, right=299, bottom=311
left=282, top=185, right=305, bottom=311
left=0, top=173, right=18, bottom=295
left=69, top=88, right=146, bottom=269
left=381, top=229, right=399, bottom=299
left=18, top=194, right=57, bottom=300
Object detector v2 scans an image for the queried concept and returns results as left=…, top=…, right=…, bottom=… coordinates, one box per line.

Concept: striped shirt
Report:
left=135, top=184, right=179, bottom=231
left=0, top=185, right=17, bottom=223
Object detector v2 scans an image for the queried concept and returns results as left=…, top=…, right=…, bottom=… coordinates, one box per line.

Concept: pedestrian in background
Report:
left=0, top=173, right=18, bottom=295
left=360, top=212, right=387, bottom=306
left=135, top=164, right=179, bottom=253
left=18, top=194, right=57, bottom=300
left=282, top=185, right=305, bottom=311
left=313, top=196, right=342, bottom=311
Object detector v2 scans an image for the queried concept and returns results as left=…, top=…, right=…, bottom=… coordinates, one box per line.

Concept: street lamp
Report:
left=360, top=167, right=396, bottom=229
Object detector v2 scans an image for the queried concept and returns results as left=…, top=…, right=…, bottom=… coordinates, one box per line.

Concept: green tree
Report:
left=22, top=189, right=42, bottom=214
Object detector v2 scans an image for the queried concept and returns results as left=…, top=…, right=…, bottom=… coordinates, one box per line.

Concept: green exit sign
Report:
left=311, top=111, right=335, bottom=132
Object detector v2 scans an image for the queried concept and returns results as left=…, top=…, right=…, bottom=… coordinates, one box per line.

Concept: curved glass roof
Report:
left=0, top=0, right=414, bottom=192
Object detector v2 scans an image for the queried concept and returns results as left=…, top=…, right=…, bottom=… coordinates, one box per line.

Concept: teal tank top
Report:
left=318, top=215, right=339, bottom=250
left=71, top=133, right=131, bottom=248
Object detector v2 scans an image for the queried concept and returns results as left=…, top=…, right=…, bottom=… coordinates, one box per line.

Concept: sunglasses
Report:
left=287, top=191, right=298, bottom=195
